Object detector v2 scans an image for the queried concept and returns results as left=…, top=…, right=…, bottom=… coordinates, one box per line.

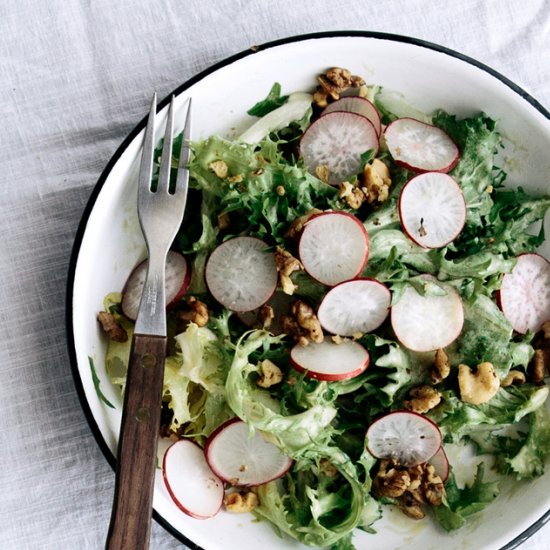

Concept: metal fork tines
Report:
left=135, top=93, right=192, bottom=337
left=106, top=93, right=191, bottom=550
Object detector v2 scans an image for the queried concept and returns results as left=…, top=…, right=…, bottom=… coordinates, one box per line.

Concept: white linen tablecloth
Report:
left=1, top=1, right=549, bottom=548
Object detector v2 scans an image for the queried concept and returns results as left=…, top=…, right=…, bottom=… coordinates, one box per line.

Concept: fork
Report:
left=106, top=93, right=191, bottom=550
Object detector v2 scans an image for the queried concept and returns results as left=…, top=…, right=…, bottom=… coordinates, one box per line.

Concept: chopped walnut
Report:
left=542, top=320, right=550, bottom=340
left=530, top=349, right=547, bottom=385
left=177, top=296, right=209, bottom=327
left=422, top=464, right=445, bottom=506
left=501, top=369, right=527, bottom=387
left=338, top=181, right=365, bottom=209
left=258, top=304, right=274, bottom=329
left=208, top=159, right=228, bottom=179
left=285, top=209, right=323, bottom=240
left=274, top=246, right=303, bottom=295
left=312, top=67, right=368, bottom=107
left=458, top=362, right=500, bottom=405
left=378, top=461, right=446, bottom=520
left=372, top=459, right=411, bottom=498
left=397, top=491, right=426, bottom=520
left=362, top=159, right=392, bottom=204
left=319, top=458, right=339, bottom=477
left=315, top=164, right=330, bottom=183
left=404, top=385, right=442, bottom=414
left=432, top=348, right=451, bottom=384
left=97, top=311, right=128, bottom=342
left=217, top=211, right=230, bottom=230
left=224, top=491, right=259, bottom=513
left=256, top=359, right=283, bottom=388
left=282, top=300, right=324, bottom=346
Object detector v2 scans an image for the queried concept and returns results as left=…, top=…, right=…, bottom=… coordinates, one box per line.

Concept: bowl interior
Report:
left=71, top=34, right=550, bottom=550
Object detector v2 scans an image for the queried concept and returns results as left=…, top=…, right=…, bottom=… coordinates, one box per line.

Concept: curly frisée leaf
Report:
left=225, top=330, right=337, bottom=453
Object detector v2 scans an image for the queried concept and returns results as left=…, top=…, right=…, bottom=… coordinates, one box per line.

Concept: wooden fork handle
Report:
left=106, top=334, right=167, bottom=550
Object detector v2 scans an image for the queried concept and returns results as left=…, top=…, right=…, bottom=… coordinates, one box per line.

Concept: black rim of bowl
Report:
left=66, top=30, right=550, bottom=550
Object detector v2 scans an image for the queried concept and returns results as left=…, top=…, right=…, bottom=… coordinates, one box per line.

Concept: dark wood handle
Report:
left=106, top=334, right=167, bottom=550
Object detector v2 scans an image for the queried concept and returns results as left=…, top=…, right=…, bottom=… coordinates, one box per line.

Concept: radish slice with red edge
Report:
left=121, top=250, right=190, bottom=320
left=163, top=439, right=224, bottom=519
left=366, top=410, right=442, bottom=466
left=398, top=172, right=466, bottom=248
left=290, top=339, right=370, bottom=381
left=300, top=111, right=379, bottom=185
left=384, top=117, right=460, bottom=173
left=499, top=253, right=550, bottom=334
left=205, top=236, right=278, bottom=312
left=322, top=96, right=382, bottom=136
left=317, top=278, right=390, bottom=336
left=391, top=275, right=464, bottom=352
left=205, top=418, right=292, bottom=486
left=299, top=211, right=369, bottom=286
left=429, top=446, right=450, bottom=482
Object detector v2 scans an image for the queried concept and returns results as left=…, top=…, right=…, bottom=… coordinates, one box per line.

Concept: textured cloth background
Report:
left=1, top=1, right=549, bottom=548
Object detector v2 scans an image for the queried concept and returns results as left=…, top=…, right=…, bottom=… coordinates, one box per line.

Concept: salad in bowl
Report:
left=70, top=34, right=550, bottom=550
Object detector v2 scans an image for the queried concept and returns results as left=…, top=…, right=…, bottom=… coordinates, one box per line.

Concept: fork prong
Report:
left=157, top=95, right=176, bottom=194
left=139, top=92, right=157, bottom=193
left=175, top=98, right=192, bottom=196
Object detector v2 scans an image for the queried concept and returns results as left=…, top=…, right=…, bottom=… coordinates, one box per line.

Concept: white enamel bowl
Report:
left=68, top=32, right=550, bottom=550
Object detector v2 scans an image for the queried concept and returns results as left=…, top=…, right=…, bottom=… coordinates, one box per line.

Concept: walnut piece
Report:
left=274, top=246, right=303, bottom=295
left=282, top=300, right=324, bottom=346
left=312, top=67, right=368, bottom=108
left=501, top=369, right=526, bottom=387
left=432, top=348, right=451, bottom=384
left=97, top=311, right=128, bottom=342
left=256, top=359, right=283, bottom=388
left=177, top=296, right=209, bottom=327
left=530, top=349, right=547, bottom=384
left=372, top=459, right=411, bottom=498
left=258, top=304, right=274, bottom=329
left=315, top=164, right=330, bottom=183
left=338, top=181, right=365, bottom=209
left=422, top=463, right=445, bottom=506
left=397, top=492, right=426, bottom=520
left=403, top=385, right=442, bottom=414
left=458, top=362, right=500, bottom=405
left=285, top=209, right=323, bottom=240
left=362, top=159, right=392, bottom=204
left=208, top=159, right=228, bottom=179
left=224, top=491, right=259, bottom=513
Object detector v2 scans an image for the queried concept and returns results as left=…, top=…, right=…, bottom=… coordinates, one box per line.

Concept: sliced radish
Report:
left=237, top=291, right=294, bottom=334
left=317, top=278, right=391, bottom=336
left=322, top=96, right=382, bottom=136
left=499, top=253, right=550, bottom=334
left=384, top=118, right=460, bottom=173
left=366, top=410, right=442, bottom=467
left=163, top=439, right=224, bottom=519
left=121, top=250, right=190, bottom=320
left=290, top=339, right=370, bottom=381
left=398, top=172, right=466, bottom=248
left=298, top=211, right=369, bottom=286
left=205, top=418, right=292, bottom=486
left=391, top=275, right=464, bottom=352
left=300, top=111, right=379, bottom=185
left=205, top=236, right=278, bottom=312
left=429, top=446, right=450, bottom=482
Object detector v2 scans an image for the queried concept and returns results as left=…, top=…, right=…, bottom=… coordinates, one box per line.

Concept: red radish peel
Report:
left=398, top=172, right=466, bottom=248
left=121, top=250, right=190, bottom=320
left=163, top=439, right=224, bottom=519
left=205, top=418, right=292, bottom=486
left=300, top=111, right=379, bottom=185
left=366, top=410, right=442, bottom=466
left=205, top=236, right=278, bottom=312
left=299, top=211, right=369, bottom=286
left=499, top=253, right=550, bottom=334
left=385, top=118, right=459, bottom=173
left=318, top=278, right=391, bottom=336
left=391, top=275, right=464, bottom=352
left=290, top=339, right=370, bottom=381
